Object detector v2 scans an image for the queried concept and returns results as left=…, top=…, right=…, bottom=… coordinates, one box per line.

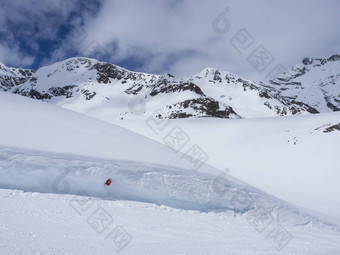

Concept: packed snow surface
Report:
left=1, top=188, right=340, bottom=255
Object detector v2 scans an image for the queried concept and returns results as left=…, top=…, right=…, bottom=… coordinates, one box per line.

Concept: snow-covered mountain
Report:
left=263, top=54, right=340, bottom=112
left=1, top=54, right=340, bottom=253
left=0, top=61, right=34, bottom=91
left=0, top=57, right=320, bottom=123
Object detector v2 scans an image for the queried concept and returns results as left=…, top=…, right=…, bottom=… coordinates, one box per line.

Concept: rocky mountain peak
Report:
left=266, top=54, right=340, bottom=113
left=0, top=54, right=339, bottom=122
left=302, top=54, right=340, bottom=66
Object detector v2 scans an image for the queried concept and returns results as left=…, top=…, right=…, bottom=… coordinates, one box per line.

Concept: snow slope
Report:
left=113, top=113, right=340, bottom=225
left=1, top=189, right=340, bottom=255
left=0, top=92, right=306, bottom=212
left=0, top=91, right=212, bottom=172
left=0, top=142, right=339, bottom=254
left=0, top=92, right=340, bottom=254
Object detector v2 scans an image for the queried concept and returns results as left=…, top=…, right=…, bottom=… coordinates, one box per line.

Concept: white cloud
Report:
left=0, top=43, right=34, bottom=67
left=73, top=0, right=340, bottom=80
left=1, top=0, right=339, bottom=80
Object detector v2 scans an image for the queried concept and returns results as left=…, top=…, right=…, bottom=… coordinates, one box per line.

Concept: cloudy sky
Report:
left=1, top=0, right=339, bottom=81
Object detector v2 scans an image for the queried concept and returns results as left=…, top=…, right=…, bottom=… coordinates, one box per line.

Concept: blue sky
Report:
left=1, top=0, right=340, bottom=81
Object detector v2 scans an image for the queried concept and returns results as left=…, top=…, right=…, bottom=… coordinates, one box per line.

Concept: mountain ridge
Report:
left=0, top=54, right=339, bottom=122
left=262, top=54, right=340, bottom=113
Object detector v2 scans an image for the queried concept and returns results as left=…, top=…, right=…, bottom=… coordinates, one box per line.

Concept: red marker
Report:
left=105, top=178, right=112, bottom=186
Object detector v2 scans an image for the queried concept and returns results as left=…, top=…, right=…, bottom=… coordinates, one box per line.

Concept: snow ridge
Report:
left=0, top=145, right=327, bottom=230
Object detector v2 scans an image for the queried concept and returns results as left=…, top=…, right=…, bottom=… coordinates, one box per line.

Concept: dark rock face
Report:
left=91, top=63, right=126, bottom=84
left=0, top=66, right=35, bottom=91
left=168, top=111, right=194, bottom=119
left=326, top=102, right=340, bottom=111
left=13, top=88, right=52, bottom=100
left=213, top=70, right=222, bottom=82
left=150, top=82, right=205, bottom=97
left=323, top=123, right=340, bottom=133
left=328, top=54, right=340, bottom=62
left=81, top=89, right=96, bottom=100
left=290, top=100, right=319, bottom=114
left=259, top=91, right=271, bottom=99
left=28, top=89, right=52, bottom=100
left=302, top=57, right=313, bottom=65
left=125, top=84, right=144, bottom=95
left=13, top=85, right=78, bottom=101
left=49, top=85, right=78, bottom=98
left=241, top=80, right=260, bottom=91
left=301, top=54, right=340, bottom=68
left=168, top=97, right=240, bottom=119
